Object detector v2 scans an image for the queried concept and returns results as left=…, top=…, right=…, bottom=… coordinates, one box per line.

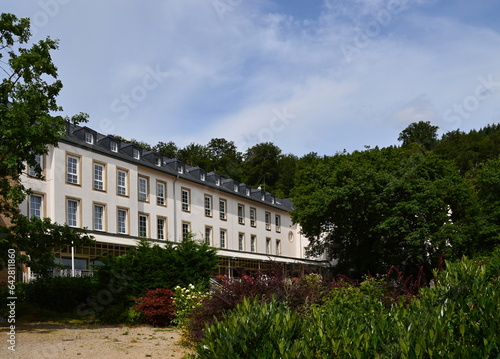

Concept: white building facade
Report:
left=19, top=124, right=323, bottom=278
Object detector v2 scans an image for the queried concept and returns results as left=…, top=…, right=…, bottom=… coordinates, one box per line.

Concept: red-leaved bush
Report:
left=134, top=288, right=176, bottom=326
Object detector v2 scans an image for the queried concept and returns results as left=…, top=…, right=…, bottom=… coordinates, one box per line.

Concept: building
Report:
left=18, top=123, right=323, bottom=280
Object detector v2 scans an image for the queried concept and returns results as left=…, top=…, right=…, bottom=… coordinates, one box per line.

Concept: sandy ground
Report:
left=1, top=323, right=194, bottom=359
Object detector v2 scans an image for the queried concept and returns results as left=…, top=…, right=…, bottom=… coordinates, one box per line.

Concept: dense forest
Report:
left=117, top=121, right=500, bottom=277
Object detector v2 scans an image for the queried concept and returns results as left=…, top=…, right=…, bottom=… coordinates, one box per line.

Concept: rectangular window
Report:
left=117, top=208, right=128, bottom=234
left=29, top=194, right=42, bottom=219
left=275, top=215, right=281, bottom=233
left=93, top=163, right=105, bottom=191
left=220, top=229, right=226, bottom=248
left=266, top=237, right=271, bottom=254
left=205, top=226, right=212, bottom=246
left=250, top=235, right=256, bottom=253
left=139, top=214, right=149, bottom=237
left=133, top=148, right=140, bottom=159
left=238, top=204, right=245, bottom=225
left=181, top=188, right=190, bottom=212
left=117, top=169, right=128, bottom=196
left=157, top=217, right=166, bottom=240
left=67, top=155, right=79, bottom=184
left=67, top=199, right=79, bottom=227
left=85, top=132, right=94, bottom=144
left=182, top=221, right=191, bottom=241
left=138, top=176, right=148, bottom=202
left=204, top=195, right=212, bottom=217
left=157, top=182, right=166, bottom=206
left=276, top=239, right=281, bottom=256
left=93, top=204, right=105, bottom=231
left=219, top=199, right=227, bottom=220
left=265, top=212, right=271, bottom=231
left=238, top=233, right=245, bottom=251
left=29, top=154, right=43, bottom=177
left=250, top=208, right=256, bottom=227
left=110, top=141, right=118, bottom=152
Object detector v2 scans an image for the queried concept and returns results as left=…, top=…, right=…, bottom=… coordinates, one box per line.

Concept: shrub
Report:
left=190, top=298, right=304, bottom=359
left=134, top=288, right=176, bottom=326
left=23, top=276, right=97, bottom=312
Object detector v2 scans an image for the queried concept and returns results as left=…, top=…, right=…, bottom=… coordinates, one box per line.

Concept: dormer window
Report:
left=200, top=172, right=206, bottom=181
left=234, top=184, right=238, bottom=192
left=271, top=197, right=275, bottom=204
left=85, top=132, right=94, bottom=144
left=155, top=158, right=162, bottom=167
left=133, top=149, right=140, bottom=159
left=215, top=178, right=220, bottom=186
left=110, top=141, right=118, bottom=152
left=177, top=165, right=183, bottom=174
left=261, top=194, right=265, bottom=201
left=246, top=188, right=250, bottom=196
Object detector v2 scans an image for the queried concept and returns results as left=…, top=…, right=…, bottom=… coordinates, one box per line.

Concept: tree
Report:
left=0, top=13, right=90, bottom=271
left=398, top=121, right=439, bottom=151
left=243, top=142, right=282, bottom=191
left=178, top=143, right=211, bottom=168
left=0, top=13, right=87, bottom=216
left=206, top=138, right=243, bottom=181
left=153, top=140, right=178, bottom=159
left=291, top=147, right=478, bottom=278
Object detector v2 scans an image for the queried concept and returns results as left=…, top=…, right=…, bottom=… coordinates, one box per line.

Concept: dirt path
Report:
left=1, top=323, right=194, bottom=359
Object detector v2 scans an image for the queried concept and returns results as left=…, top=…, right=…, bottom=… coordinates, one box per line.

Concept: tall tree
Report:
left=0, top=13, right=92, bottom=272
left=398, top=121, right=439, bottom=151
left=206, top=138, right=243, bottom=180
left=243, top=142, right=282, bottom=191
left=0, top=13, right=87, bottom=216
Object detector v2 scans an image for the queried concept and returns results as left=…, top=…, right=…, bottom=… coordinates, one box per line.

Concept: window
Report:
left=182, top=221, right=191, bottom=241
left=177, top=164, right=184, bottom=174
left=157, top=217, right=166, bottom=240
left=110, top=141, right=118, bottom=152
left=93, top=163, right=105, bottom=191
left=138, top=176, right=148, bottom=202
left=250, top=208, right=256, bottom=227
left=220, top=229, right=227, bottom=248
left=85, top=132, right=94, bottom=144
left=133, top=148, right=140, bottom=159
left=29, top=154, right=43, bottom=177
left=276, top=239, right=281, bottom=256
left=29, top=194, right=42, bottom=219
left=67, top=199, right=79, bottom=227
left=157, top=182, right=166, bottom=206
left=93, top=204, right=105, bottom=231
left=275, top=215, right=281, bottom=233
left=66, top=155, right=79, bottom=184
left=238, top=233, right=245, bottom=251
left=181, top=188, right=190, bottom=212
left=219, top=199, right=227, bottom=220
left=139, top=214, right=149, bottom=237
left=117, top=208, right=128, bottom=234
left=117, top=169, right=128, bottom=196
left=250, top=235, right=256, bottom=253
left=265, top=212, right=271, bottom=231
left=205, top=226, right=212, bottom=246
left=205, top=195, right=212, bottom=217
left=238, top=205, right=245, bottom=225
left=155, top=157, right=162, bottom=167
left=266, top=237, right=271, bottom=254
left=200, top=172, right=206, bottom=181
left=215, top=178, right=220, bottom=186
left=234, top=184, right=238, bottom=192
left=288, top=231, right=294, bottom=243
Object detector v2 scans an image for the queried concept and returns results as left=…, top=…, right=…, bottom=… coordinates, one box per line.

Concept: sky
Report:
left=3, top=0, right=500, bottom=157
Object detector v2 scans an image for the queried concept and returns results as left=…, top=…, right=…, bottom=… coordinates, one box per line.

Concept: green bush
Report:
left=191, top=255, right=500, bottom=358
left=23, top=276, right=97, bottom=313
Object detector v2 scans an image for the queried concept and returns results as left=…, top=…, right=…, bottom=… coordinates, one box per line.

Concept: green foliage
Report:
left=172, top=284, right=208, bottom=328
left=398, top=120, right=439, bottom=150
left=0, top=13, right=87, bottom=216
left=22, top=276, right=98, bottom=313
left=133, top=288, right=176, bottom=326
left=0, top=216, right=94, bottom=274
left=191, top=254, right=500, bottom=358
left=93, top=237, right=217, bottom=321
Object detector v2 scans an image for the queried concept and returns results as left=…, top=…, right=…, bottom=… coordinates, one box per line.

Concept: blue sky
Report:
left=4, top=0, right=500, bottom=156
